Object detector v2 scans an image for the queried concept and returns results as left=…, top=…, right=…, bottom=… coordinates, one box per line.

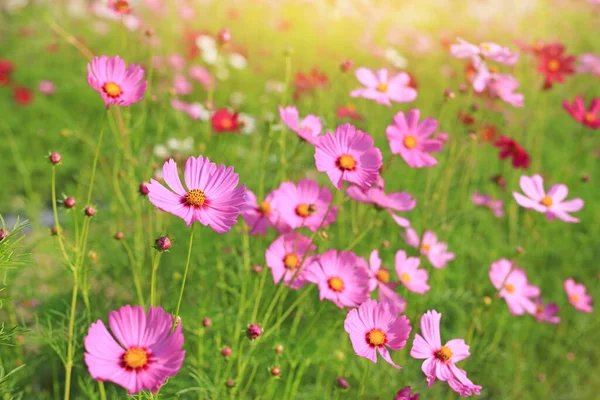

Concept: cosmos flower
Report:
left=410, top=310, right=482, bottom=397
left=576, top=53, right=600, bottom=77
left=386, top=109, right=445, bottom=168
left=394, top=386, right=420, bottom=400
left=107, top=0, right=132, bottom=15
left=274, top=179, right=337, bottom=232
left=471, top=192, right=504, bottom=218
left=537, top=43, right=575, bottom=89
left=512, top=174, right=584, bottom=223
left=450, top=37, right=519, bottom=65
left=84, top=305, right=185, bottom=395
left=211, top=108, right=241, bottom=133
left=363, top=251, right=406, bottom=312
left=403, top=228, right=455, bottom=269
left=265, top=233, right=316, bottom=289
left=147, top=156, right=246, bottom=233
left=279, top=105, right=323, bottom=145
left=531, top=299, right=560, bottom=324
left=38, top=80, right=56, bottom=95
left=564, top=279, right=593, bottom=313
left=173, top=75, right=193, bottom=95
left=344, top=299, right=411, bottom=369
left=0, top=58, right=14, bottom=86
left=293, top=67, right=328, bottom=99
left=13, top=86, right=34, bottom=106
left=394, top=250, right=430, bottom=294
left=489, top=258, right=540, bottom=315
left=493, top=136, right=530, bottom=169
left=488, top=74, right=524, bottom=108
left=241, top=189, right=289, bottom=235
left=171, top=99, right=210, bottom=121
left=350, top=67, right=417, bottom=106
left=87, top=55, right=147, bottom=108
left=562, top=96, right=600, bottom=129
left=315, top=123, right=383, bottom=190
left=305, top=250, right=369, bottom=308
left=346, top=182, right=416, bottom=227
left=336, top=104, right=363, bottom=121
left=189, top=65, right=214, bottom=90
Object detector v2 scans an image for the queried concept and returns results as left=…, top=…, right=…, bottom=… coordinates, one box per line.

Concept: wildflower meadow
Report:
left=1, top=0, right=599, bottom=399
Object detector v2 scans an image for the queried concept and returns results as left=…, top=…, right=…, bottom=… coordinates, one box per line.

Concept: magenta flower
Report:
left=363, top=251, right=407, bottom=312
left=84, top=305, right=184, bottom=395
left=344, top=299, right=411, bottom=369
left=386, top=109, right=445, bottom=168
left=241, top=189, right=290, bottom=235
left=488, top=74, right=524, bottom=108
left=562, top=96, right=600, bottom=129
left=350, top=67, right=417, bottom=106
left=279, top=105, right=323, bottom=145
left=315, top=123, right=382, bottom=190
left=395, top=386, right=420, bottom=400
left=471, top=192, right=504, bottom=218
left=450, top=38, right=519, bottom=65
left=147, top=157, right=246, bottom=233
left=532, top=299, right=560, bottom=324
left=87, top=55, right=147, bottom=108
left=564, top=278, right=593, bottom=313
left=403, top=228, right=455, bottom=269
left=274, top=179, right=337, bottom=231
left=489, top=258, right=540, bottom=315
left=395, top=250, right=430, bottom=294
left=513, top=174, right=584, bottom=223
left=265, top=233, right=315, bottom=289
left=305, top=250, right=369, bottom=308
left=347, top=183, right=416, bottom=227
left=410, top=310, right=482, bottom=397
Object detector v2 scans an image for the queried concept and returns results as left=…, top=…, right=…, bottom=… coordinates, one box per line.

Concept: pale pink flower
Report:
left=278, top=105, right=323, bottom=145
left=347, top=183, right=416, bottom=227
left=532, top=299, right=560, bottom=324
left=362, top=251, right=406, bottom=312
left=564, top=278, right=593, bottom=313
left=174, top=75, right=192, bottom=95
left=577, top=53, right=600, bottom=77
left=450, top=38, right=519, bottom=65
left=274, top=179, right=337, bottom=232
left=513, top=174, right=584, bottom=223
left=87, top=55, right=147, bottom=108
left=489, top=258, right=540, bottom=315
left=265, top=233, right=315, bottom=289
left=403, top=228, right=455, bottom=269
left=240, top=189, right=290, bottom=235
left=395, top=250, right=430, bottom=294
left=386, top=109, right=445, bottom=168
left=167, top=53, right=186, bottom=70
left=488, top=74, right=524, bottom=108
left=350, top=67, right=417, bottom=107
left=305, top=250, right=369, bottom=308
left=315, top=123, right=382, bottom=190
left=189, top=65, right=214, bottom=90
left=471, top=192, right=504, bottom=218
left=38, top=80, right=56, bottom=95
left=147, top=156, right=246, bottom=233
left=410, top=310, right=482, bottom=397
left=107, top=0, right=132, bottom=15
left=344, top=299, right=411, bottom=368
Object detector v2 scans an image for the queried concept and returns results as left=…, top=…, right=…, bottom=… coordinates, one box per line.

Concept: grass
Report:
left=0, top=1, right=599, bottom=399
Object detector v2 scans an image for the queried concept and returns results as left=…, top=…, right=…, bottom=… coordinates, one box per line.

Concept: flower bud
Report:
left=155, top=236, right=172, bottom=251
left=84, top=206, right=96, bottom=217
left=336, top=377, right=349, bottom=389
left=0, top=228, right=9, bottom=241
left=218, top=28, right=231, bottom=45
left=114, top=232, right=124, bottom=240
left=202, top=317, right=212, bottom=327
left=247, top=324, right=262, bottom=340
left=340, top=59, right=354, bottom=73
left=270, top=366, right=281, bottom=377
left=252, top=265, right=263, bottom=274
left=63, top=197, right=76, bottom=208
left=139, top=182, right=150, bottom=195
left=49, top=152, right=62, bottom=165
left=221, top=347, right=232, bottom=358
left=225, top=378, right=235, bottom=388
left=274, top=344, right=284, bottom=355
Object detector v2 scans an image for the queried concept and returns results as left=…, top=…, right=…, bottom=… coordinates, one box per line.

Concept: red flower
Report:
left=457, top=111, right=475, bottom=125
left=336, top=104, right=363, bottom=121
left=480, top=124, right=499, bottom=142
left=563, top=96, right=600, bottom=129
left=13, top=86, right=34, bottom=106
left=211, top=108, right=240, bottom=132
left=293, top=67, right=328, bottom=99
left=0, top=59, right=14, bottom=86
left=494, top=136, right=530, bottom=169
left=537, top=43, right=575, bottom=89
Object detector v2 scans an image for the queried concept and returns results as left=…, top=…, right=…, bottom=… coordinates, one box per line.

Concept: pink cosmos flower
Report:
left=386, top=109, right=445, bottom=168
left=315, top=123, right=383, bottom=190
left=305, top=250, right=369, bottom=308
left=344, top=299, right=411, bottom=369
left=170, top=99, right=209, bottom=121
left=512, top=174, right=584, bottom=223
left=167, top=53, right=186, bottom=70
left=410, top=310, right=482, bottom=397
left=87, top=55, right=147, bottom=108
left=577, top=53, right=600, bottom=77
left=346, top=183, right=416, bottom=227
left=364, top=251, right=407, bottom=312
left=241, top=189, right=289, bottom=235
left=274, top=179, right=337, bottom=232
left=564, top=278, right=593, bottom=313
left=471, top=192, right=504, bottom=218
left=174, top=75, right=193, bottom=95
left=279, top=105, right=323, bottom=145
left=395, top=386, right=420, bottom=400
left=38, top=80, right=56, bottom=95
left=265, top=233, right=315, bottom=289
left=350, top=67, right=417, bottom=107
left=189, top=65, right=214, bottom=90
left=84, top=305, right=184, bottom=395
left=450, top=38, right=519, bottom=65
left=489, top=258, right=540, bottom=315
left=395, top=250, right=430, bottom=294
left=488, top=74, right=524, bottom=108
left=403, top=228, right=455, bottom=269
left=562, top=96, right=600, bottom=129
left=147, top=156, right=246, bottom=233
left=107, top=0, right=132, bottom=15
left=532, top=299, right=560, bottom=324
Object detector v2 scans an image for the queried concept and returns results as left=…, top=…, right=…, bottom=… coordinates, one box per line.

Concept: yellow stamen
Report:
left=258, top=201, right=271, bottom=215
left=547, top=60, right=560, bottom=72
left=400, top=272, right=411, bottom=283
left=376, top=83, right=388, bottom=93
left=296, top=203, right=316, bottom=217
left=435, top=346, right=453, bottom=362
left=103, top=82, right=122, bottom=98
left=328, top=277, right=344, bottom=292
left=570, top=294, right=580, bottom=303
left=505, top=284, right=515, bottom=293
left=403, top=136, right=417, bottom=149
left=420, top=243, right=430, bottom=253
left=375, top=269, right=390, bottom=284
left=366, top=329, right=386, bottom=346
left=115, top=0, right=130, bottom=13
left=186, top=189, right=206, bottom=207
left=337, top=154, right=357, bottom=171
left=283, top=253, right=300, bottom=270
left=123, top=347, right=148, bottom=369
left=584, top=112, right=595, bottom=122
left=221, top=119, right=233, bottom=129
left=540, top=196, right=553, bottom=207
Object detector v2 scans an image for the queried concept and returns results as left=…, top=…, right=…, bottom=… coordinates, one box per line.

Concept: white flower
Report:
left=230, top=92, right=245, bottom=107
left=202, top=47, right=219, bottom=65
left=188, top=103, right=211, bottom=121
left=265, top=80, right=285, bottom=94
left=229, top=53, right=247, bottom=70
left=384, top=48, right=407, bottom=69
left=196, top=35, right=216, bottom=52
left=238, top=113, right=256, bottom=135
left=153, top=144, right=169, bottom=159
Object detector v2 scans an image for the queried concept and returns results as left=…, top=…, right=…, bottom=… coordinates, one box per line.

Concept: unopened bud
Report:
left=84, top=206, right=96, bottom=217
left=0, top=229, right=9, bottom=241
left=63, top=197, right=76, bottom=209
left=139, top=182, right=150, bottom=195
left=49, top=152, right=62, bottom=164
left=336, top=377, right=349, bottom=389
left=202, top=317, right=212, bottom=327
left=221, top=347, right=232, bottom=358
left=155, top=236, right=172, bottom=251
left=247, top=324, right=262, bottom=340
left=218, top=28, right=231, bottom=45
left=274, top=344, right=284, bottom=355
left=340, top=59, right=354, bottom=73
left=270, top=366, right=281, bottom=376
left=252, top=265, right=263, bottom=274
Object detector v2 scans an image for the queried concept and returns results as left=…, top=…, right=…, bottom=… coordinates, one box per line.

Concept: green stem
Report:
left=51, top=167, right=74, bottom=270
left=63, top=274, right=78, bottom=400
left=174, top=224, right=196, bottom=326
left=150, top=252, right=162, bottom=307
left=358, top=361, right=371, bottom=396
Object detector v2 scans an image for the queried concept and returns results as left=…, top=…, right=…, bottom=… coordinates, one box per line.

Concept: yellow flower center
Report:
left=420, top=243, right=430, bottom=253
left=376, top=83, right=388, bottom=93
left=480, top=43, right=492, bottom=53
left=403, top=135, right=417, bottom=149
left=366, top=329, right=387, bottom=346
left=584, top=112, right=595, bottom=122
left=258, top=201, right=271, bottom=215
left=570, top=294, right=580, bottom=303
left=375, top=269, right=390, bottom=284
left=547, top=59, right=560, bottom=72
left=221, top=118, right=233, bottom=129
left=435, top=346, right=453, bottom=362
left=345, top=103, right=356, bottom=111
left=328, top=277, right=344, bottom=292
left=536, top=305, right=544, bottom=315
left=337, top=154, right=357, bottom=171
left=123, top=347, right=148, bottom=369
left=400, top=272, right=411, bottom=283
left=186, top=189, right=206, bottom=207
left=115, top=0, right=130, bottom=13
left=283, top=253, right=300, bottom=270
left=103, top=82, right=122, bottom=98
left=505, top=283, right=515, bottom=293
left=540, top=196, right=553, bottom=207
left=295, top=203, right=317, bottom=217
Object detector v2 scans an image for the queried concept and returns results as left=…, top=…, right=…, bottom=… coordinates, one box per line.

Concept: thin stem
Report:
left=63, top=274, right=78, bottom=400
left=86, top=120, right=106, bottom=206
left=174, top=224, right=196, bottom=326
left=122, top=240, right=146, bottom=307
left=51, top=167, right=74, bottom=270
left=150, top=252, right=162, bottom=307
left=358, top=361, right=371, bottom=396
